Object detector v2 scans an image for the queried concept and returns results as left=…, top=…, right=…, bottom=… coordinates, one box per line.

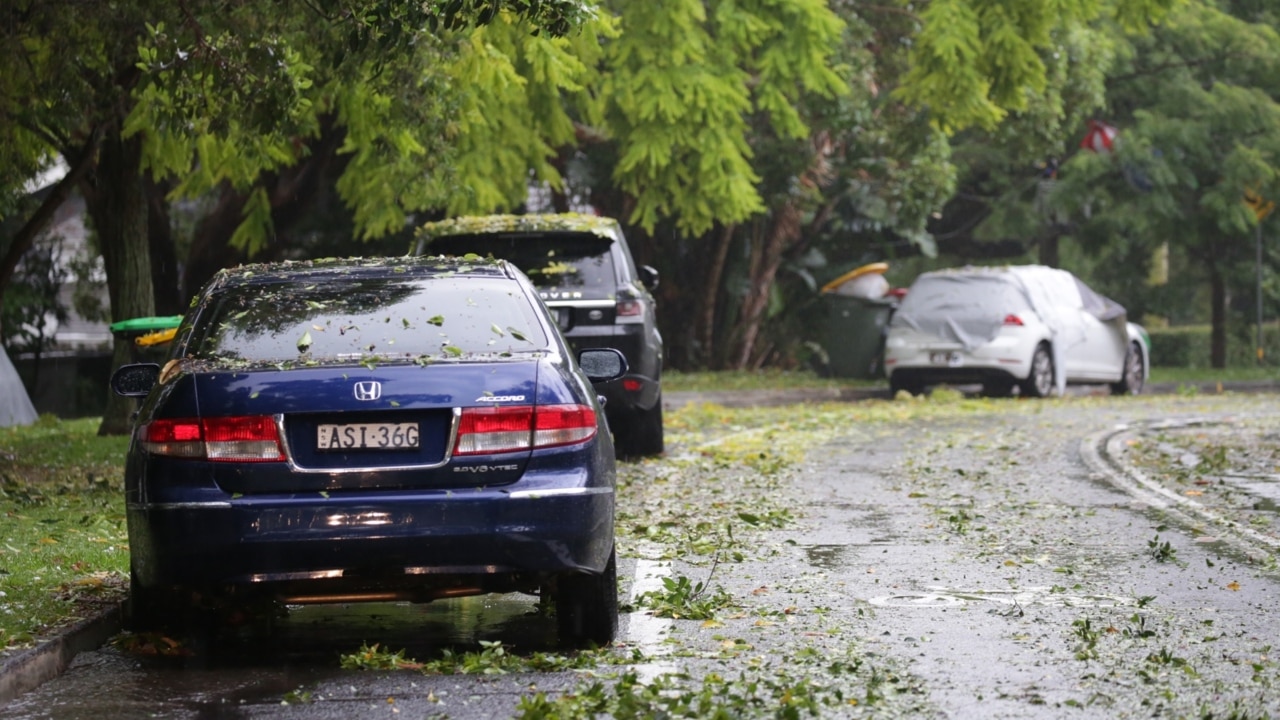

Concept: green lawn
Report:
left=0, top=417, right=129, bottom=654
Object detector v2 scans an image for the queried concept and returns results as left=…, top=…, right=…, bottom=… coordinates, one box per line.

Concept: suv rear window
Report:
left=429, top=234, right=616, bottom=291
left=191, top=277, right=548, bottom=363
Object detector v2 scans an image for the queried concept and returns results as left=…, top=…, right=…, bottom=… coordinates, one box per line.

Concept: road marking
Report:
left=624, top=558, right=678, bottom=682
left=1082, top=419, right=1280, bottom=558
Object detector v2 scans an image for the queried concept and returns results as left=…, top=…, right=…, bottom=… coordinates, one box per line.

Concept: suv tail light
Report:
left=455, top=404, right=596, bottom=455
left=142, top=416, right=285, bottom=462
left=1002, top=314, right=1025, bottom=326
left=616, top=299, right=645, bottom=324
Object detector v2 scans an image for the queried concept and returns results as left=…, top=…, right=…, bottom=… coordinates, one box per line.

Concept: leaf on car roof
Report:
left=491, top=324, right=505, bottom=337
left=297, top=331, right=312, bottom=352
left=427, top=315, right=444, bottom=326
left=443, top=345, right=463, bottom=357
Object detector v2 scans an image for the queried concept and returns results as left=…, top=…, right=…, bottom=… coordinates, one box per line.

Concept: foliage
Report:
left=516, top=651, right=921, bottom=719
left=1147, top=323, right=1280, bottom=368
left=0, top=416, right=129, bottom=652
left=0, top=237, right=68, bottom=355
left=339, top=639, right=615, bottom=674
left=1046, top=3, right=1280, bottom=363
left=635, top=573, right=735, bottom=620
left=896, top=0, right=1178, bottom=133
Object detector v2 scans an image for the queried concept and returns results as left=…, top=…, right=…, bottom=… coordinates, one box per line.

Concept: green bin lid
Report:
left=109, top=315, right=183, bottom=333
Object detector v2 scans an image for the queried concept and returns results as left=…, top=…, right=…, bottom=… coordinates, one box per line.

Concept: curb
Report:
left=0, top=602, right=122, bottom=705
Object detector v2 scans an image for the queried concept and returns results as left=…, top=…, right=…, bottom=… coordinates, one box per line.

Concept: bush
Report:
left=1147, top=323, right=1280, bottom=367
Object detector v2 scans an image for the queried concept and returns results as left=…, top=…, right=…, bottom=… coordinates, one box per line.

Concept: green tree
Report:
left=1050, top=1, right=1280, bottom=367
left=0, top=0, right=592, bottom=433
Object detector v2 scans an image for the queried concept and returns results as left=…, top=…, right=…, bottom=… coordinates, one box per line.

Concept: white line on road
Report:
left=624, top=558, right=678, bottom=682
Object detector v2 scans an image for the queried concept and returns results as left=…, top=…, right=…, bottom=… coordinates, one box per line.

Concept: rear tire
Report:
left=1020, top=344, right=1055, bottom=398
left=555, top=547, right=618, bottom=648
left=615, top=399, right=664, bottom=458
left=125, top=570, right=188, bottom=633
left=1110, top=341, right=1145, bottom=395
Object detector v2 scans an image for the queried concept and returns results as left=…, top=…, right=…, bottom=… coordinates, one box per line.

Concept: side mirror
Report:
left=578, top=348, right=628, bottom=383
left=111, top=363, right=161, bottom=397
left=639, top=265, right=659, bottom=290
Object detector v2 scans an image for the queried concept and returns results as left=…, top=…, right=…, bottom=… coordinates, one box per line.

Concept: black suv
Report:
left=416, top=214, right=663, bottom=457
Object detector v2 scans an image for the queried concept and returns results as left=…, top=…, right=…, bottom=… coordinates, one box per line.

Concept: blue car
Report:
left=110, top=256, right=626, bottom=646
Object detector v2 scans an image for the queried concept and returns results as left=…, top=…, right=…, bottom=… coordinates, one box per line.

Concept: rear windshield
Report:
left=190, top=276, right=549, bottom=364
left=428, top=234, right=617, bottom=291
left=892, top=274, right=1031, bottom=323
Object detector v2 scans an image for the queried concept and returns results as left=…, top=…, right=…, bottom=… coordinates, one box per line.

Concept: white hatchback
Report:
left=883, top=265, right=1148, bottom=397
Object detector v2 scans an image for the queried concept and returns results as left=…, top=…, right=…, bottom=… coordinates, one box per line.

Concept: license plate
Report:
left=929, top=352, right=963, bottom=367
left=317, top=422, right=420, bottom=450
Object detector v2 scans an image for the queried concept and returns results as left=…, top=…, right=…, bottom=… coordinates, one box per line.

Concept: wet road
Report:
left=3, top=393, right=1278, bottom=718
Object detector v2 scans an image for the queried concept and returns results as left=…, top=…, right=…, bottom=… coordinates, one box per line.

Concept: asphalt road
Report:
left=2, top=390, right=1278, bottom=718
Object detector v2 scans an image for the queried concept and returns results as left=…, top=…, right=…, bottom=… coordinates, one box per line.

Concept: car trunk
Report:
left=190, top=360, right=540, bottom=494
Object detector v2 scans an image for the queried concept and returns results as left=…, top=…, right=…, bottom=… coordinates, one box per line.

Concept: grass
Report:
left=1147, top=366, right=1278, bottom=384
left=0, top=416, right=130, bottom=654
left=662, top=368, right=879, bottom=393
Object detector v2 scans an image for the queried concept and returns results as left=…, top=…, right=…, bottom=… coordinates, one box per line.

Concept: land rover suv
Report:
left=416, top=214, right=664, bottom=457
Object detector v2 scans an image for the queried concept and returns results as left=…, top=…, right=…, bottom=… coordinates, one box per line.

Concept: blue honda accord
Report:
left=110, top=256, right=626, bottom=646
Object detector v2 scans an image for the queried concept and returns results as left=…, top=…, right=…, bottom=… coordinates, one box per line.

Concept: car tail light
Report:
left=454, top=404, right=596, bottom=455
left=533, top=404, right=597, bottom=447
left=141, top=416, right=285, bottom=462
left=616, top=299, right=645, bottom=324
left=623, top=379, right=643, bottom=392
left=1002, top=314, right=1025, bottom=326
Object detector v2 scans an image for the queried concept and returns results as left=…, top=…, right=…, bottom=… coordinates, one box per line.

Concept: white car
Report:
left=883, top=265, right=1149, bottom=397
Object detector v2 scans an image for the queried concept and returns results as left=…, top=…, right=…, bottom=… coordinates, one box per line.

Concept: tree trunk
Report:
left=732, top=205, right=801, bottom=369
left=1209, top=264, right=1227, bottom=369
left=699, top=223, right=735, bottom=366
left=83, top=132, right=153, bottom=436
left=147, top=178, right=183, bottom=315
left=1038, top=230, right=1060, bottom=268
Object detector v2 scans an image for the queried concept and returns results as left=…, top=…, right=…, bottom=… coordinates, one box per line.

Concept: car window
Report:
left=894, top=275, right=1032, bottom=321
left=428, top=234, right=617, bottom=290
left=891, top=274, right=1035, bottom=349
left=191, top=277, right=549, bottom=364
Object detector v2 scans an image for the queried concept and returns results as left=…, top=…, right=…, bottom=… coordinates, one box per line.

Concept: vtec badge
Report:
left=476, top=395, right=526, bottom=402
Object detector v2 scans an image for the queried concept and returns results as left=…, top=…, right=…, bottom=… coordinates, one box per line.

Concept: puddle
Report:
left=0, top=594, right=560, bottom=720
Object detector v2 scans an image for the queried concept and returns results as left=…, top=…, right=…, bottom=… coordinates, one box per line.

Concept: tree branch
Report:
left=0, top=126, right=102, bottom=323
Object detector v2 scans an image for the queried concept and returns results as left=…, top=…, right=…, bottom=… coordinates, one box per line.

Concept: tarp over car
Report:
left=890, top=265, right=1130, bottom=396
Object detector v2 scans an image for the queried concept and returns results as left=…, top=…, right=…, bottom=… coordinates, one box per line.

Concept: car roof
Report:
left=204, top=255, right=519, bottom=291
left=917, top=264, right=1073, bottom=282
left=416, top=213, right=621, bottom=243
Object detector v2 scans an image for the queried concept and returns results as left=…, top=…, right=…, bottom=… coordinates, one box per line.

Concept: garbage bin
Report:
left=109, top=316, right=182, bottom=364
left=817, top=263, right=897, bottom=379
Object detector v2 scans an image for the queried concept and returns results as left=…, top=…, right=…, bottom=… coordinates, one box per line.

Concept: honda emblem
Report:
left=353, top=381, right=382, bottom=401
